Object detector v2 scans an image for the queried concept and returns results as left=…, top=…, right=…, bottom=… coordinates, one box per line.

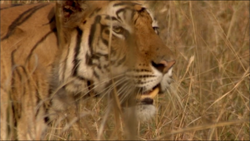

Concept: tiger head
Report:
left=56, top=1, right=175, bottom=121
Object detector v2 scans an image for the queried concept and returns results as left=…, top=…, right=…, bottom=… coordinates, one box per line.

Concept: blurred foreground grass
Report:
left=1, top=0, right=249, bottom=140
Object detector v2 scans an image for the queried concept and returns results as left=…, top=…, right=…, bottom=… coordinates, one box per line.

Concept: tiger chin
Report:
left=123, top=64, right=174, bottom=122
left=1, top=0, right=175, bottom=140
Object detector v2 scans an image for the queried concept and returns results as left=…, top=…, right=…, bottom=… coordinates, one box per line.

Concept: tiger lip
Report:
left=141, top=84, right=159, bottom=95
left=140, top=85, right=160, bottom=100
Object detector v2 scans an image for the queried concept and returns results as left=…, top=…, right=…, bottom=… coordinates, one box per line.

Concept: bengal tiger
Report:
left=1, top=0, right=175, bottom=140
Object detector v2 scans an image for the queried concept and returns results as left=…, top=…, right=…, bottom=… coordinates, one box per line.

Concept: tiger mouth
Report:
left=138, top=85, right=160, bottom=105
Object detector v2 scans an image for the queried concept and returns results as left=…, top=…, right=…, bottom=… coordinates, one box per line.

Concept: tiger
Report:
left=0, top=0, right=175, bottom=140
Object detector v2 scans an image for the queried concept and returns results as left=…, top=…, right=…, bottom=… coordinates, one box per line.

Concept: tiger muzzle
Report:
left=138, top=59, right=175, bottom=104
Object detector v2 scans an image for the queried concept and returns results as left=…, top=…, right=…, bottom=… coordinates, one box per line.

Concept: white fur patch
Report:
left=123, top=105, right=157, bottom=122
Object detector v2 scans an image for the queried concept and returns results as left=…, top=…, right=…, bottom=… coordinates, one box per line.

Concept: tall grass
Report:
left=146, top=1, right=249, bottom=140
left=2, top=0, right=249, bottom=140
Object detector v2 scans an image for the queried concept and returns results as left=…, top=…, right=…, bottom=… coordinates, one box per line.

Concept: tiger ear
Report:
left=56, top=0, right=88, bottom=29
left=55, top=0, right=89, bottom=46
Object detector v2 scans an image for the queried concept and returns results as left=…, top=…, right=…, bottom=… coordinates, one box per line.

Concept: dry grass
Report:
left=2, top=0, right=249, bottom=140
left=147, top=1, right=249, bottom=140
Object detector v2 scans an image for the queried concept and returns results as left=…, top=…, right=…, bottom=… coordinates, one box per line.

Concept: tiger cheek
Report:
left=112, top=36, right=124, bottom=51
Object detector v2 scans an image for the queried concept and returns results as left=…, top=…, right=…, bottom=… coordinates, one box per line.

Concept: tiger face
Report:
left=54, top=1, right=175, bottom=121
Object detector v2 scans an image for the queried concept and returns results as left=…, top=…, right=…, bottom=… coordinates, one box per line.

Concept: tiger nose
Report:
left=152, top=60, right=176, bottom=74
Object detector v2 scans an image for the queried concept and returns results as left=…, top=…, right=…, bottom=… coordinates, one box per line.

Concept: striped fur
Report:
left=1, top=1, right=175, bottom=140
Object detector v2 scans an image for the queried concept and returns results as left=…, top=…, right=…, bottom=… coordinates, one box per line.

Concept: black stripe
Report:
left=116, top=7, right=136, bottom=23
left=10, top=50, right=22, bottom=128
left=116, top=8, right=126, bottom=21
left=10, top=47, right=24, bottom=120
left=133, top=75, right=155, bottom=78
left=104, top=15, right=118, bottom=21
left=77, top=76, right=86, bottom=81
left=42, top=15, right=56, bottom=26
left=138, top=7, right=146, bottom=13
left=88, top=15, right=101, bottom=53
left=72, top=27, right=83, bottom=76
left=104, top=65, right=110, bottom=72
left=11, top=66, right=25, bottom=119
left=110, top=60, right=116, bottom=65
left=13, top=66, right=29, bottom=120
left=101, top=38, right=109, bottom=46
left=86, top=53, right=92, bottom=65
left=75, top=76, right=95, bottom=95
left=45, top=85, right=53, bottom=123
left=99, top=20, right=110, bottom=47
left=93, top=53, right=108, bottom=59
left=97, top=64, right=102, bottom=69
left=91, top=54, right=100, bottom=60
left=111, top=49, right=116, bottom=55
left=25, top=30, right=55, bottom=64
left=113, top=2, right=138, bottom=7
left=93, top=70, right=100, bottom=79
left=1, top=3, right=49, bottom=40
left=89, top=7, right=102, bottom=18
left=11, top=48, right=18, bottom=86
left=123, top=27, right=130, bottom=39
left=87, top=80, right=93, bottom=88
left=116, top=56, right=126, bottom=66
left=104, top=29, right=110, bottom=35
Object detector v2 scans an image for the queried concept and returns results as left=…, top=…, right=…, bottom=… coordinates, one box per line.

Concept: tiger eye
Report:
left=113, top=26, right=123, bottom=34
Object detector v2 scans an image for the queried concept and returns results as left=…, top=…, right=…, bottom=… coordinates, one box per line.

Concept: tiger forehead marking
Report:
left=1, top=1, right=175, bottom=140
